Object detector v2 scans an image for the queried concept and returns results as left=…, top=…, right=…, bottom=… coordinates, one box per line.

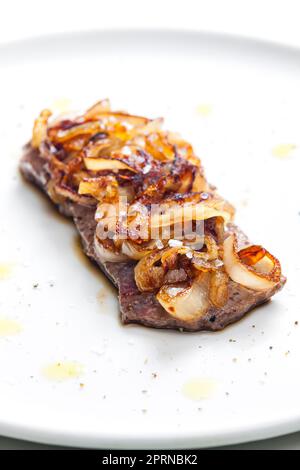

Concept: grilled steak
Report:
left=20, top=143, right=285, bottom=332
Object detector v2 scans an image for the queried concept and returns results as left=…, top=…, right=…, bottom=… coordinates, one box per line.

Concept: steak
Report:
left=20, top=145, right=285, bottom=332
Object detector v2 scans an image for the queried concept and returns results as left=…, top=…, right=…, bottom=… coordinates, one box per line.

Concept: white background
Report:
left=1, top=0, right=300, bottom=450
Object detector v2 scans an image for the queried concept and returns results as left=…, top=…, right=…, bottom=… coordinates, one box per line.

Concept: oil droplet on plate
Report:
left=196, top=104, right=212, bottom=117
left=240, top=198, right=248, bottom=208
left=51, top=98, right=72, bottom=113
left=0, top=263, right=13, bottom=280
left=0, top=318, right=22, bottom=336
left=98, top=287, right=107, bottom=305
left=182, top=378, right=216, bottom=400
left=272, top=144, right=296, bottom=158
left=42, top=361, right=84, bottom=381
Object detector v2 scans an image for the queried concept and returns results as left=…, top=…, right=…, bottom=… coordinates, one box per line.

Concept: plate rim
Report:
left=0, top=27, right=298, bottom=449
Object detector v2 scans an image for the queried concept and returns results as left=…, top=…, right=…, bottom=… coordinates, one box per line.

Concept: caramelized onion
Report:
left=95, top=202, right=127, bottom=242
left=191, top=235, right=223, bottom=271
left=209, top=270, right=229, bottom=307
left=32, top=109, right=52, bottom=148
left=29, top=100, right=285, bottom=319
left=50, top=121, right=102, bottom=143
left=102, top=112, right=150, bottom=129
left=150, top=195, right=234, bottom=228
left=136, top=118, right=163, bottom=136
left=156, top=273, right=210, bottom=321
left=83, top=156, right=136, bottom=172
left=54, top=183, right=96, bottom=205
left=121, top=240, right=157, bottom=260
left=134, top=250, right=166, bottom=291
left=192, top=171, right=209, bottom=192
left=84, top=99, right=111, bottom=120
left=94, top=236, right=128, bottom=263
left=134, top=246, right=191, bottom=291
left=223, top=234, right=281, bottom=291
left=237, top=245, right=266, bottom=266
left=78, top=176, right=119, bottom=202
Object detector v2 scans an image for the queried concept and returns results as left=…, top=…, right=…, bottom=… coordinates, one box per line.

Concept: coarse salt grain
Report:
left=167, top=287, right=184, bottom=297
left=213, top=259, right=224, bottom=267
left=168, top=239, right=183, bottom=248
left=142, top=163, right=152, bottom=174
left=155, top=240, right=164, bottom=249
left=121, top=145, right=132, bottom=156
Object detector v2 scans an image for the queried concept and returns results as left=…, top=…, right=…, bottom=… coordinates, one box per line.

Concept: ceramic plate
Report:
left=0, top=30, right=299, bottom=448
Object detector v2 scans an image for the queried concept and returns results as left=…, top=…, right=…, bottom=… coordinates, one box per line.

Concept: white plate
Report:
left=0, top=29, right=299, bottom=449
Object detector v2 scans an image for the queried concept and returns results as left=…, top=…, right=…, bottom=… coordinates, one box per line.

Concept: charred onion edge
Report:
left=94, top=235, right=128, bottom=263
left=156, top=273, right=211, bottom=322
left=223, top=234, right=281, bottom=291
left=83, top=156, right=138, bottom=173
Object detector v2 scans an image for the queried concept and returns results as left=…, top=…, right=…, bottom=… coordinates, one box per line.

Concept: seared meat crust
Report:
left=20, top=145, right=285, bottom=331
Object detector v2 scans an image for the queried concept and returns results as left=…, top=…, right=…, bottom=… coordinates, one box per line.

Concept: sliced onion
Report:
left=54, top=183, right=96, bottom=205
left=209, top=270, right=229, bottom=307
left=94, top=236, right=128, bottom=263
left=237, top=245, right=266, bottom=266
left=145, top=132, right=175, bottom=161
left=167, top=132, right=200, bottom=166
left=124, top=195, right=233, bottom=243
left=160, top=246, right=190, bottom=267
left=78, top=176, right=119, bottom=201
left=99, top=112, right=150, bottom=128
left=32, top=109, right=52, bottom=148
left=134, top=246, right=191, bottom=291
left=156, top=273, right=210, bottom=321
left=134, top=249, right=166, bottom=292
left=121, top=240, right=157, bottom=260
left=84, top=99, right=111, bottom=120
left=83, top=157, right=136, bottom=172
left=192, top=170, right=209, bottom=192
left=83, top=137, right=121, bottom=159
left=150, top=195, right=234, bottom=228
left=191, top=235, right=218, bottom=261
left=51, top=121, right=102, bottom=143
left=95, top=203, right=126, bottom=242
left=223, top=234, right=281, bottom=291
left=127, top=202, right=150, bottom=241
left=136, top=118, right=164, bottom=136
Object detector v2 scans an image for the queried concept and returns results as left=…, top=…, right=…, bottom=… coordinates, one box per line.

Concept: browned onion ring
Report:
left=223, top=234, right=281, bottom=291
